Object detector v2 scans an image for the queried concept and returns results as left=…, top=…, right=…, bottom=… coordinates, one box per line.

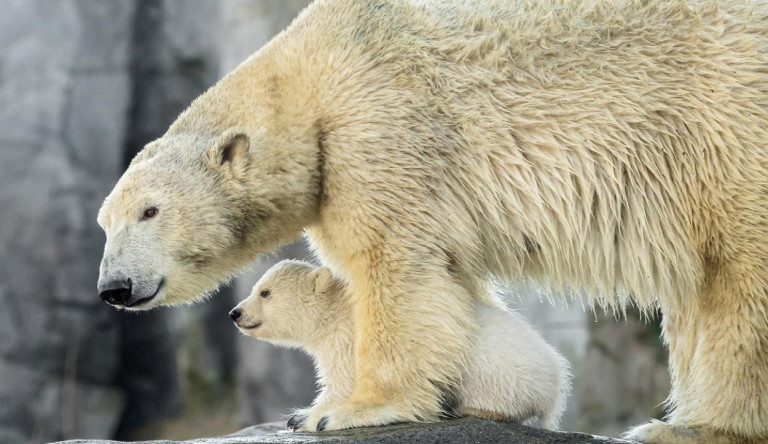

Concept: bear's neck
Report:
left=161, top=15, right=360, bottom=267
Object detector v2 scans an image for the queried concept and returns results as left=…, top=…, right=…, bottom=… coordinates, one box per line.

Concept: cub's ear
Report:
left=311, top=267, right=334, bottom=295
left=205, top=128, right=250, bottom=175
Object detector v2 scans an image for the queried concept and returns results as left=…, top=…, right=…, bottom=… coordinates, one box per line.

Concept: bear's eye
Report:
left=259, top=289, right=270, bottom=298
left=141, top=207, right=158, bottom=221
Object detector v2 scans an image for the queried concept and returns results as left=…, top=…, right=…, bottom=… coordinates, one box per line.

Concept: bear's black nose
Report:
left=229, top=308, right=242, bottom=321
left=98, top=278, right=132, bottom=306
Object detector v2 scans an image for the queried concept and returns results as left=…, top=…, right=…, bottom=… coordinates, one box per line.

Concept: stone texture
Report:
left=219, top=0, right=313, bottom=73
left=0, top=0, right=78, bottom=144
left=0, top=1, right=135, bottom=442
left=55, top=417, right=634, bottom=444
left=65, top=72, right=131, bottom=175
left=71, top=0, right=134, bottom=70
left=112, top=310, right=182, bottom=440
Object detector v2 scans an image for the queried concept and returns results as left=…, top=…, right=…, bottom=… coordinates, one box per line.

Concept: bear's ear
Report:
left=206, top=128, right=250, bottom=175
left=130, top=141, right=160, bottom=167
left=311, top=267, right=334, bottom=295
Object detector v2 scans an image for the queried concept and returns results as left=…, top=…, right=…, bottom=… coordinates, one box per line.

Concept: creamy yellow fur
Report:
left=98, top=1, right=768, bottom=442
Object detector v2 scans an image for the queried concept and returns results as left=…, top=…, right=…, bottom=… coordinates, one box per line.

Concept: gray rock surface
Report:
left=56, top=418, right=633, bottom=444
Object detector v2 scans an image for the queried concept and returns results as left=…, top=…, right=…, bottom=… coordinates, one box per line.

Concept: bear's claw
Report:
left=317, top=416, right=329, bottom=432
left=287, top=411, right=309, bottom=431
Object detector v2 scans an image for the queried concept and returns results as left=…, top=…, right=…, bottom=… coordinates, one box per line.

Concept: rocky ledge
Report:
left=56, top=417, right=634, bottom=444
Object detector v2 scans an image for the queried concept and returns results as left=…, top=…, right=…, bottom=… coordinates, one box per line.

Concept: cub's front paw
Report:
left=625, top=420, right=743, bottom=444
left=286, top=408, right=311, bottom=431
left=299, top=401, right=419, bottom=432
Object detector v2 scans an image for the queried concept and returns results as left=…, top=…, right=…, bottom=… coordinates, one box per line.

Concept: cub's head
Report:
left=96, top=128, right=317, bottom=310
left=229, top=260, right=335, bottom=344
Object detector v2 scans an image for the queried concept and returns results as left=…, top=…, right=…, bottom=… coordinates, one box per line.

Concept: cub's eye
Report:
left=259, top=289, right=270, bottom=298
left=141, top=207, right=158, bottom=220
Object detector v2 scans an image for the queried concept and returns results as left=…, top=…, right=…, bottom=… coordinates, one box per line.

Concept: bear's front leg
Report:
left=289, top=367, right=353, bottom=431
left=301, top=247, right=476, bottom=431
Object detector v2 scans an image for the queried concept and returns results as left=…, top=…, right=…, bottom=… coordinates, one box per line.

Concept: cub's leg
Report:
left=288, top=390, right=332, bottom=431
left=626, top=264, right=768, bottom=444
left=289, top=372, right=352, bottom=431
left=300, top=246, right=475, bottom=431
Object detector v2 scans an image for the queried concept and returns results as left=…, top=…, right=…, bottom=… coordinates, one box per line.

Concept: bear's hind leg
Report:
left=299, top=250, right=476, bottom=431
left=626, top=264, right=768, bottom=444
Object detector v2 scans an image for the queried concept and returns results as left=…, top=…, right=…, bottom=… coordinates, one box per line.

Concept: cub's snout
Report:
left=229, top=304, right=262, bottom=330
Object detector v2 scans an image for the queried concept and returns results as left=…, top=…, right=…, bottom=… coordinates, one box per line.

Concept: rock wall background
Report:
left=0, top=2, right=137, bottom=442
left=0, top=1, right=667, bottom=442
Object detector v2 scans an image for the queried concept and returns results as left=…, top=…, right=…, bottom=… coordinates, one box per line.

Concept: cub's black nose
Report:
left=229, top=308, right=242, bottom=321
left=98, top=278, right=132, bottom=306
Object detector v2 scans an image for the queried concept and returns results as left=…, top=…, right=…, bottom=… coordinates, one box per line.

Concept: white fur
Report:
left=233, top=261, right=571, bottom=431
left=462, top=305, right=570, bottom=429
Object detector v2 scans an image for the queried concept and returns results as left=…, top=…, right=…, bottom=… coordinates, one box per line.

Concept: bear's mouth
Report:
left=125, top=278, right=166, bottom=308
left=239, top=322, right=262, bottom=330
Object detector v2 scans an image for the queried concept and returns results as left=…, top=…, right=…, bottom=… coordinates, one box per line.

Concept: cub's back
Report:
left=470, top=304, right=564, bottom=382
left=460, top=303, right=570, bottom=427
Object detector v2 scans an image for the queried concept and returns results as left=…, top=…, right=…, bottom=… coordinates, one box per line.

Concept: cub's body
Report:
left=231, top=260, right=570, bottom=430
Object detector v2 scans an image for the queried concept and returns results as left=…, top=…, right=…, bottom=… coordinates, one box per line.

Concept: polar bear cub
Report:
left=230, top=260, right=571, bottom=430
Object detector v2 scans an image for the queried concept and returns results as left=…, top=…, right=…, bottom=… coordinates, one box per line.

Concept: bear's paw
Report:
left=624, top=420, right=750, bottom=444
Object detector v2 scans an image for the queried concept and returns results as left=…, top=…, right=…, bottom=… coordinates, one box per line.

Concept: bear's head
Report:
left=96, top=128, right=320, bottom=310
left=229, top=260, right=336, bottom=345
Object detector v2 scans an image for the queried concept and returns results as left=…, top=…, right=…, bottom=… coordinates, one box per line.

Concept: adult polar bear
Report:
left=97, top=0, right=768, bottom=442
